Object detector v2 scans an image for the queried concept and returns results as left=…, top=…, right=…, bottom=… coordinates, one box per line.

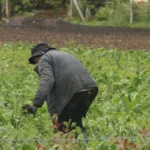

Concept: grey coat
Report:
left=33, top=50, right=98, bottom=116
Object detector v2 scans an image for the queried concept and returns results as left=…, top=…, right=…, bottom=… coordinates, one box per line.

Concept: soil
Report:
left=0, top=16, right=150, bottom=50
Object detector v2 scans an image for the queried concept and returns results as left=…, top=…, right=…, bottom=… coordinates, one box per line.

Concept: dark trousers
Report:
left=57, top=87, right=98, bottom=132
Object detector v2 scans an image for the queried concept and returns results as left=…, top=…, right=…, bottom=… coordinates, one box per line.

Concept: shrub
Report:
left=12, top=0, right=37, bottom=14
left=111, top=2, right=130, bottom=26
left=95, top=6, right=110, bottom=21
left=133, top=3, right=150, bottom=22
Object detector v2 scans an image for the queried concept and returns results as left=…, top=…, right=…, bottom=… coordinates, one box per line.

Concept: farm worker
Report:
left=22, top=43, right=98, bottom=134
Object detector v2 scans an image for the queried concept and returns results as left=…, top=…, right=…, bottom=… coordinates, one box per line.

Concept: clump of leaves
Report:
left=48, top=132, right=78, bottom=150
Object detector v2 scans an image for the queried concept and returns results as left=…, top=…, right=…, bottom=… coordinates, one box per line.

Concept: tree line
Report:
left=0, top=0, right=106, bottom=21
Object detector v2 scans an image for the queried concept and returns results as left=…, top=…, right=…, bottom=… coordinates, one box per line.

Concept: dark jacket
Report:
left=33, top=50, right=98, bottom=116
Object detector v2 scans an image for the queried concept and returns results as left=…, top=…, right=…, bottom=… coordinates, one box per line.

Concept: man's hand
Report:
left=22, top=104, right=38, bottom=115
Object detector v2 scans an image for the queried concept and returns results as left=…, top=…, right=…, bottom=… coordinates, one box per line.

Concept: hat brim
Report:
left=28, top=51, right=42, bottom=64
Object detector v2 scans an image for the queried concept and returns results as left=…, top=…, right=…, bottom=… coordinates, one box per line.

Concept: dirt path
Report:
left=0, top=17, right=150, bottom=50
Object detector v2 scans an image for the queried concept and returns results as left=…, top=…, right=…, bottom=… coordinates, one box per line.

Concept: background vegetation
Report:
left=0, top=0, right=150, bottom=28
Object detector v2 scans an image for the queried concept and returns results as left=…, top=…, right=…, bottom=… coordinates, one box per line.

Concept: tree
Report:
left=0, top=0, right=4, bottom=21
left=130, top=0, right=133, bottom=24
left=6, top=0, right=11, bottom=18
left=0, top=3, right=2, bottom=21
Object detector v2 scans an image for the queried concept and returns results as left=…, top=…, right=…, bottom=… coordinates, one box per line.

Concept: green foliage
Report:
left=69, top=1, right=150, bottom=28
left=12, top=0, right=37, bottom=14
left=0, top=43, right=150, bottom=149
left=85, top=0, right=105, bottom=15
left=0, top=0, right=5, bottom=4
left=95, top=6, right=110, bottom=21
left=111, top=2, right=130, bottom=26
left=12, top=0, right=64, bottom=14
left=133, top=3, right=150, bottom=22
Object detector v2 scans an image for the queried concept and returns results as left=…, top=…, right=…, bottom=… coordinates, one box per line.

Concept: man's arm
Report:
left=33, top=56, right=55, bottom=107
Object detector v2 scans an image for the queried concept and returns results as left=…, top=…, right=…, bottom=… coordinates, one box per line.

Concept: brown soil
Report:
left=0, top=16, right=150, bottom=50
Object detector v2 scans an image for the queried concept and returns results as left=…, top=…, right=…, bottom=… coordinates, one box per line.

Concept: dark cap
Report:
left=28, top=43, right=50, bottom=64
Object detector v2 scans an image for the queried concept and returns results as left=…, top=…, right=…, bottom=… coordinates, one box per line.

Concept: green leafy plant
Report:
left=0, top=43, right=150, bottom=149
left=95, top=6, right=110, bottom=21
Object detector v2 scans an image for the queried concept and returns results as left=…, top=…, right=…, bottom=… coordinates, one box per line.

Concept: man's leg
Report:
left=72, top=88, right=98, bottom=143
left=56, top=87, right=98, bottom=133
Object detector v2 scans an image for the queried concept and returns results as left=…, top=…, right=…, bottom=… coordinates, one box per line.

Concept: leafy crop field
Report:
left=0, top=43, right=150, bottom=150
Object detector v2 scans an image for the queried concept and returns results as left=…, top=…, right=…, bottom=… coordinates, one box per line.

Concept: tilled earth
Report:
left=0, top=17, right=150, bottom=50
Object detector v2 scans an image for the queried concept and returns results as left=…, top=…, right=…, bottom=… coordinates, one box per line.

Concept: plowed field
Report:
left=0, top=17, right=150, bottom=50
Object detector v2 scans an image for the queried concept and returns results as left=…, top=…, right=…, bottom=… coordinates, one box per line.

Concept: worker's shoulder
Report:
left=46, top=50, right=65, bottom=55
left=47, top=50, right=74, bottom=58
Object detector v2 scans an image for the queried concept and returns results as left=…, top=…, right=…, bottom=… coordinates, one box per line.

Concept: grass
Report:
left=64, top=17, right=150, bottom=29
